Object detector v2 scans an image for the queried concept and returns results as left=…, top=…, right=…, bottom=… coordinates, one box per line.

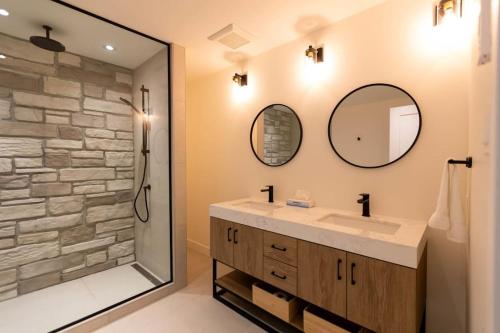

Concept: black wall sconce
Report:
left=232, top=73, right=247, bottom=86
left=305, top=45, right=323, bottom=63
left=433, top=0, right=462, bottom=26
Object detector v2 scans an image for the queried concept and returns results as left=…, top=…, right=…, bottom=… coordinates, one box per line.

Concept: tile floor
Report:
left=0, top=263, right=158, bottom=333
left=94, top=250, right=263, bottom=333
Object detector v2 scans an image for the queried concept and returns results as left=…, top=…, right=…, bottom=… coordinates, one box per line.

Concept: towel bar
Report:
left=448, top=157, right=473, bottom=168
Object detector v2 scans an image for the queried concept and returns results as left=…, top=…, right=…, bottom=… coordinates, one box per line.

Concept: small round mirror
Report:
left=250, top=104, right=303, bottom=167
left=328, top=84, right=421, bottom=168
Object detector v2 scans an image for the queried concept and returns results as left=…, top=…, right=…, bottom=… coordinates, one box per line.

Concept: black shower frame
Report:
left=48, top=1, right=174, bottom=332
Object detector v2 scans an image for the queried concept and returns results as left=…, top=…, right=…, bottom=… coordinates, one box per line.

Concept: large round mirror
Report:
left=328, top=84, right=421, bottom=168
left=251, top=104, right=303, bottom=166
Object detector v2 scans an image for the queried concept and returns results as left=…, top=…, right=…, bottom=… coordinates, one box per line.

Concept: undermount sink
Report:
left=232, top=200, right=283, bottom=212
left=317, top=214, right=401, bottom=235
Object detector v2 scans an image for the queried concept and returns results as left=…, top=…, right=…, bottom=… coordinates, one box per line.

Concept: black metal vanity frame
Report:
left=212, top=258, right=303, bottom=333
left=327, top=83, right=422, bottom=169
left=213, top=258, right=427, bottom=333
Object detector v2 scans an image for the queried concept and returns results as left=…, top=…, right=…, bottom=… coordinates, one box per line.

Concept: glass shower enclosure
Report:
left=0, top=1, right=172, bottom=331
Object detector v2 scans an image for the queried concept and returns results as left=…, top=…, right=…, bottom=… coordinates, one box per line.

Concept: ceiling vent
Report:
left=208, top=24, right=253, bottom=50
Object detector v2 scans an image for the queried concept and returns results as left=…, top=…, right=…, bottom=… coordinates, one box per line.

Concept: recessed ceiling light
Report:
left=0, top=54, right=6, bottom=59
left=0, top=9, right=9, bottom=16
left=104, top=44, right=115, bottom=51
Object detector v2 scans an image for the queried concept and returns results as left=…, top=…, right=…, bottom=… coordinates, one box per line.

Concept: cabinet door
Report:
left=346, top=253, right=420, bottom=333
left=233, top=223, right=263, bottom=279
left=298, top=241, right=347, bottom=317
left=210, top=217, right=233, bottom=266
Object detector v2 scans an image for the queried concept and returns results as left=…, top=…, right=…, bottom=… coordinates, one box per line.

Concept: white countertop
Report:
left=209, top=198, right=428, bottom=268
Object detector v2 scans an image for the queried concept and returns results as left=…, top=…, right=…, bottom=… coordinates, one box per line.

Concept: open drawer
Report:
left=252, top=281, right=303, bottom=323
left=304, top=305, right=364, bottom=333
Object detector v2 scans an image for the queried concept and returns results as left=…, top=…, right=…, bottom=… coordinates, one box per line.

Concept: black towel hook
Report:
left=448, top=157, right=473, bottom=168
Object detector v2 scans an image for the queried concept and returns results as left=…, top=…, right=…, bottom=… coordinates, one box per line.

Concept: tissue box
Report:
left=286, top=199, right=315, bottom=208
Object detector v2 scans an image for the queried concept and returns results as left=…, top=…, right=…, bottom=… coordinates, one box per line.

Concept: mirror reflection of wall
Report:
left=329, top=84, right=421, bottom=168
left=251, top=104, right=302, bottom=167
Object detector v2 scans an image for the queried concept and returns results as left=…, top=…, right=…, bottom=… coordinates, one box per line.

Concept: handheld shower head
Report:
left=119, top=97, right=142, bottom=114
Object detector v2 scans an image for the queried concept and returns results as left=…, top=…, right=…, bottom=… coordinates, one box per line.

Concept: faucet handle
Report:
left=359, top=193, right=369, bottom=197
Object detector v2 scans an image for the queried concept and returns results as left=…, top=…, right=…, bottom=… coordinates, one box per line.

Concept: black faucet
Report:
left=261, top=185, right=274, bottom=203
left=357, top=193, right=370, bottom=217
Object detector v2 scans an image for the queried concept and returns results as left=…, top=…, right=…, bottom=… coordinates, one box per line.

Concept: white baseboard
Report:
left=187, top=238, right=210, bottom=257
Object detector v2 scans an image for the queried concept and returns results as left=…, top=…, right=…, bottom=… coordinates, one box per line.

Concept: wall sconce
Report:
left=305, top=45, right=323, bottom=63
left=434, top=0, right=462, bottom=26
left=232, top=73, right=247, bottom=86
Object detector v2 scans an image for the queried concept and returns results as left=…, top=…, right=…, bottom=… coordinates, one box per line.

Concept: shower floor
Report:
left=0, top=263, right=160, bottom=333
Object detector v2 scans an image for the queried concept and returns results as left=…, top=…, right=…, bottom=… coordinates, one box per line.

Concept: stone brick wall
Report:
left=0, top=33, right=136, bottom=301
left=263, top=107, right=295, bottom=165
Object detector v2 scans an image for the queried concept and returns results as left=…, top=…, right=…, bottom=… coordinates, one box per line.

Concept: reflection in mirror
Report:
left=328, top=84, right=421, bottom=168
left=251, top=104, right=302, bottom=166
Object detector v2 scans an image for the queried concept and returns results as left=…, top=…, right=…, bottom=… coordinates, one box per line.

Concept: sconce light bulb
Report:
left=305, top=45, right=316, bottom=59
left=434, top=0, right=460, bottom=26
left=232, top=73, right=247, bottom=86
left=442, top=0, right=454, bottom=12
left=304, top=45, right=324, bottom=64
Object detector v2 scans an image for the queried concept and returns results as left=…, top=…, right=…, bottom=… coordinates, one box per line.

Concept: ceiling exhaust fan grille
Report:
left=208, top=24, right=252, bottom=50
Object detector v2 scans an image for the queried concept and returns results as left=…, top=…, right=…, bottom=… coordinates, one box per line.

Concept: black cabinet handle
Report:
left=271, top=244, right=287, bottom=252
left=233, top=229, right=238, bottom=244
left=351, top=263, right=356, bottom=285
left=271, top=271, right=287, bottom=280
left=337, top=259, right=342, bottom=280
left=227, top=227, right=232, bottom=242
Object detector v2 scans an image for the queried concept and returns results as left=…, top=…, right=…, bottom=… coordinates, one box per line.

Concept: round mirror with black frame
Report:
left=250, top=104, right=303, bottom=167
left=328, top=84, right=422, bottom=168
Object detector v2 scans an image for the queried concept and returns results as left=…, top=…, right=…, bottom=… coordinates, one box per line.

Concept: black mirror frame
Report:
left=250, top=104, right=303, bottom=167
left=327, top=83, right=422, bottom=169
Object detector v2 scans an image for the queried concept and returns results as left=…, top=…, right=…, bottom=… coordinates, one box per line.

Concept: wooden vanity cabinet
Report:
left=346, top=249, right=427, bottom=333
left=298, top=240, right=347, bottom=317
left=210, top=217, right=263, bottom=278
left=210, top=217, right=234, bottom=266
left=233, top=224, right=263, bottom=278
left=211, top=217, right=426, bottom=333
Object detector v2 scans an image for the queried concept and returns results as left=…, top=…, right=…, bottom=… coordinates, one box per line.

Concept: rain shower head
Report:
left=30, top=25, right=65, bottom=52
left=119, top=97, right=143, bottom=114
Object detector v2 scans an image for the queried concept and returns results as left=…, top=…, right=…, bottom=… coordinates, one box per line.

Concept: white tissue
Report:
left=287, top=190, right=315, bottom=208
left=293, top=189, right=311, bottom=201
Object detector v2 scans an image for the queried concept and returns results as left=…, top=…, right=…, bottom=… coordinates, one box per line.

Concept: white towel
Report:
left=447, top=166, right=466, bottom=243
left=428, top=160, right=467, bottom=243
left=428, top=162, right=451, bottom=230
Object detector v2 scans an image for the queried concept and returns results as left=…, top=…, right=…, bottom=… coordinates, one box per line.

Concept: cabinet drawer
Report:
left=252, top=282, right=301, bottom=323
left=304, top=305, right=361, bottom=333
left=264, top=231, right=298, bottom=266
left=263, top=257, right=297, bottom=295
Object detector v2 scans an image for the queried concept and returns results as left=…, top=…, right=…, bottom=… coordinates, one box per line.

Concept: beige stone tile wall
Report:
left=0, top=32, right=137, bottom=301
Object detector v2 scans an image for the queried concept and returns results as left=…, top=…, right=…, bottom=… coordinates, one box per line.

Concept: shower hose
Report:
left=134, top=150, right=150, bottom=223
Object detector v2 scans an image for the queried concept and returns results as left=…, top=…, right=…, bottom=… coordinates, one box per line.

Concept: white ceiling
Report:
left=61, top=0, right=388, bottom=79
left=0, top=0, right=165, bottom=69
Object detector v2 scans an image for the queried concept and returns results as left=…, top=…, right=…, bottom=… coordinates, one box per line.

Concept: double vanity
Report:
left=210, top=198, right=427, bottom=333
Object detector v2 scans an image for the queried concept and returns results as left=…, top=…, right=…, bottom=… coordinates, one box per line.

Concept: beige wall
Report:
left=187, top=0, right=473, bottom=331
left=171, top=44, right=188, bottom=290
left=468, top=0, right=499, bottom=332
